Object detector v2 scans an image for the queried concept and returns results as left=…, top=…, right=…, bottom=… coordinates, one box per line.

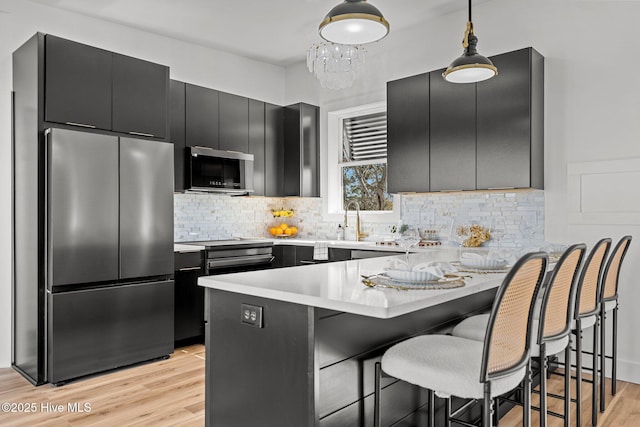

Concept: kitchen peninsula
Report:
left=199, top=248, right=506, bottom=426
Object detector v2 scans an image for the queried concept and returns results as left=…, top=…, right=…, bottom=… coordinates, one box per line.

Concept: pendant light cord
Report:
left=468, top=0, right=472, bottom=22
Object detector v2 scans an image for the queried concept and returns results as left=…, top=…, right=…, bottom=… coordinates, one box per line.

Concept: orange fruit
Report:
left=289, top=226, right=298, bottom=235
left=269, top=227, right=278, bottom=236
left=279, top=223, right=288, bottom=230
left=284, top=228, right=293, bottom=236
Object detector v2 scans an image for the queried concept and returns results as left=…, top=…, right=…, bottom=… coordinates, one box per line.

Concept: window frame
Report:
left=323, top=102, right=401, bottom=223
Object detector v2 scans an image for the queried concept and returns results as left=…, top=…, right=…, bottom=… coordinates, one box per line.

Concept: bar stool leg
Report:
left=374, top=362, right=381, bottom=427
left=600, top=308, right=606, bottom=413
left=592, top=317, right=599, bottom=427
left=540, top=346, right=548, bottom=427
left=564, top=344, right=571, bottom=427
left=428, top=389, right=435, bottom=427
left=575, top=322, right=583, bottom=427
left=483, top=382, right=494, bottom=427
left=523, top=361, right=532, bottom=427
left=445, top=397, right=451, bottom=427
left=612, top=304, right=618, bottom=396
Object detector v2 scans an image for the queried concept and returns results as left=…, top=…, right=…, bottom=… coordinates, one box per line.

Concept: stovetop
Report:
left=182, top=239, right=272, bottom=249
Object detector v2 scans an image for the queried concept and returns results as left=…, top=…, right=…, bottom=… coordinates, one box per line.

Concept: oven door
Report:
left=207, top=254, right=275, bottom=274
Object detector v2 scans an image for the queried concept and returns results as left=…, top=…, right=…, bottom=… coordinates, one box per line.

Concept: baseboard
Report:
left=617, top=359, right=640, bottom=385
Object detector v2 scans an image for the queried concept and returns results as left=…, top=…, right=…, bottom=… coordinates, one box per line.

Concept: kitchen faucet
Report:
left=344, top=200, right=368, bottom=242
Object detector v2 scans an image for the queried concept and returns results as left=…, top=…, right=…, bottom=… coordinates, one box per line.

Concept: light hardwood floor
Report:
left=1, top=345, right=639, bottom=426
left=0, top=345, right=205, bottom=426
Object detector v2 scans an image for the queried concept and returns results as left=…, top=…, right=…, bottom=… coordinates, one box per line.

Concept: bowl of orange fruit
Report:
left=269, top=222, right=298, bottom=238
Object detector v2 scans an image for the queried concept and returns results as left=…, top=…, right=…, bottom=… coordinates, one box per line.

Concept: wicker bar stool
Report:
left=598, top=235, right=632, bottom=412
left=452, top=244, right=586, bottom=427
left=373, top=252, right=548, bottom=427
left=570, top=238, right=610, bottom=427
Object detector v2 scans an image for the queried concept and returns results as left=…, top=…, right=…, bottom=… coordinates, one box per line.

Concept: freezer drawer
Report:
left=47, top=280, right=174, bottom=385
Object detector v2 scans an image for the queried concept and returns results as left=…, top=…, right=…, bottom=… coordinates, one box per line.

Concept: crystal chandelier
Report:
left=306, top=42, right=366, bottom=90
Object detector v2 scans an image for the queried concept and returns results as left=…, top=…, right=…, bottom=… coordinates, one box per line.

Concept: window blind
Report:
left=342, top=111, right=387, bottom=162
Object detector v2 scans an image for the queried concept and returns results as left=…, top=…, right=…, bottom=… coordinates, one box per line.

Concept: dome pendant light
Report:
left=319, top=0, right=390, bottom=45
left=443, top=0, right=497, bottom=83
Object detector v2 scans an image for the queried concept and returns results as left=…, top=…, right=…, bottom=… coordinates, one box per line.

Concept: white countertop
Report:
left=198, top=248, right=505, bottom=319
left=174, top=243, right=205, bottom=252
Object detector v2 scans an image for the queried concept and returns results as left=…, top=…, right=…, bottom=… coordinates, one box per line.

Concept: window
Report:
left=340, top=112, right=392, bottom=211
left=325, top=102, right=400, bottom=223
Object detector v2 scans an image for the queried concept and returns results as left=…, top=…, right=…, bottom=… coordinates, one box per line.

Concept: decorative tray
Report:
left=361, top=274, right=465, bottom=290
left=452, top=262, right=510, bottom=274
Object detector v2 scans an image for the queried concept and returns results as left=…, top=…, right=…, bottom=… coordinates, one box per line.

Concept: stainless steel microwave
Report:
left=186, top=146, right=254, bottom=194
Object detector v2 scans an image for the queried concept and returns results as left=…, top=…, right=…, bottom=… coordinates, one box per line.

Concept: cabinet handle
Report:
left=440, top=189, right=463, bottom=192
left=66, top=122, right=96, bottom=129
left=178, top=266, right=202, bottom=272
left=488, top=187, right=516, bottom=190
left=129, top=131, right=155, bottom=137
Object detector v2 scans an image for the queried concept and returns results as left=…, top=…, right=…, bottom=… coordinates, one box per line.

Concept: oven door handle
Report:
left=207, top=254, right=274, bottom=270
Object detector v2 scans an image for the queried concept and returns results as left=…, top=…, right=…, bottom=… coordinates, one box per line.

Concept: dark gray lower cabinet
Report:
left=386, top=73, right=430, bottom=193
left=174, top=251, right=205, bottom=344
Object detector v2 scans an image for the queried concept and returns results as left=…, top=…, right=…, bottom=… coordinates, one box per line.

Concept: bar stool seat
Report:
left=382, top=335, right=526, bottom=399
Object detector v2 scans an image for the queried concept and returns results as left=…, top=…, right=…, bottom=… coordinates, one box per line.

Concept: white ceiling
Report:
left=28, top=0, right=486, bottom=66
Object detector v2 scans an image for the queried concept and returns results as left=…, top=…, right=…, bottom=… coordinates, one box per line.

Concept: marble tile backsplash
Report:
left=174, top=190, right=544, bottom=247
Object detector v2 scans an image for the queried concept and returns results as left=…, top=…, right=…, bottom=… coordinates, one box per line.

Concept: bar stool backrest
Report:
left=576, top=238, right=611, bottom=318
left=601, top=236, right=632, bottom=302
left=538, top=244, right=586, bottom=344
left=481, top=252, right=547, bottom=382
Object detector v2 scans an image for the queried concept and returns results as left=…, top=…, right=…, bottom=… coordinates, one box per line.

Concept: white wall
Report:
left=0, top=0, right=286, bottom=368
left=286, top=0, right=640, bottom=383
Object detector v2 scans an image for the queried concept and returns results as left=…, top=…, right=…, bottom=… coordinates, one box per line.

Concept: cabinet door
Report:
left=476, top=48, right=541, bottom=189
left=112, top=53, right=169, bottom=139
left=265, top=103, right=283, bottom=196
left=170, top=80, right=186, bottom=192
left=283, top=103, right=319, bottom=197
left=249, top=99, right=265, bottom=196
left=386, top=73, right=430, bottom=193
left=186, top=83, right=219, bottom=149
left=429, top=69, right=476, bottom=191
left=219, top=92, right=249, bottom=152
left=44, top=35, right=112, bottom=130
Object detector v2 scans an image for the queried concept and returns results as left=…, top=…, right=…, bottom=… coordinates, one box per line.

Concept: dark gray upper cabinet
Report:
left=429, top=68, right=476, bottom=191
left=248, top=99, right=266, bottom=196
left=219, top=92, right=249, bottom=153
left=44, top=35, right=112, bottom=130
left=185, top=83, right=219, bottom=149
left=112, top=53, right=169, bottom=139
left=170, top=80, right=186, bottom=192
left=386, top=73, right=430, bottom=193
left=265, top=103, right=283, bottom=197
left=476, top=47, right=544, bottom=190
left=283, top=103, right=319, bottom=197
left=386, top=47, right=543, bottom=193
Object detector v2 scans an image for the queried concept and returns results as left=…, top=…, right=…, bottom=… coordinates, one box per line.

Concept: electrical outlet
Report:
left=241, top=303, right=263, bottom=328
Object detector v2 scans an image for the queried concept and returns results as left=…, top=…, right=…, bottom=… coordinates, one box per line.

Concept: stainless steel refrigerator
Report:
left=14, top=127, right=174, bottom=385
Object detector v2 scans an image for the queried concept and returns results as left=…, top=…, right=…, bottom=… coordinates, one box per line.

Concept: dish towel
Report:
left=313, top=241, right=329, bottom=261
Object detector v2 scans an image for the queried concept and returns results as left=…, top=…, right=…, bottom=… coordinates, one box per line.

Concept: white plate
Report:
left=385, top=268, right=441, bottom=282
left=459, top=258, right=508, bottom=270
